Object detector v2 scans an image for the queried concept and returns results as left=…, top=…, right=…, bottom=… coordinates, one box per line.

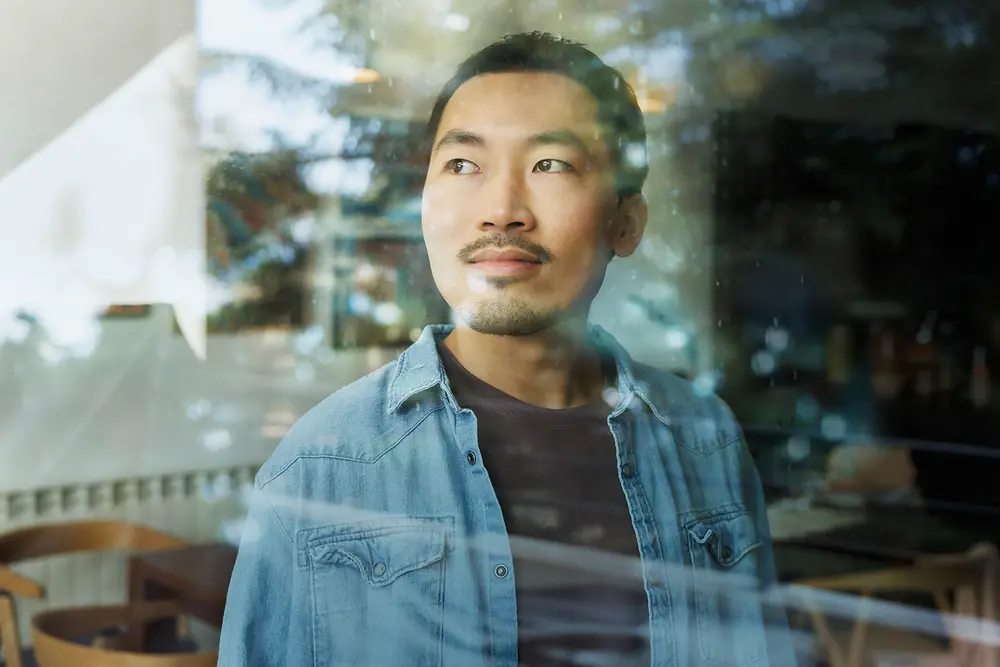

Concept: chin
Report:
left=454, top=300, right=559, bottom=337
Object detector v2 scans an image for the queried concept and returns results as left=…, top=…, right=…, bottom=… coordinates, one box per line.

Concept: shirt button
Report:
left=466, top=451, right=477, bottom=466
left=373, top=562, right=386, bottom=577
left=621, top=462, right=635, bottom=479
left=720, top=546, right=733, bottom=562
left=494, top=564, right=509, bottom=579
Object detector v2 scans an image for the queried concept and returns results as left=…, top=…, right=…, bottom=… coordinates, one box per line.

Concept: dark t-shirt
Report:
left=437, top=342, right=649, bottom=666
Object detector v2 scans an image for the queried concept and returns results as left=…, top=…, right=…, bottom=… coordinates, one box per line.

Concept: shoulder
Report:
left=630, top=362, right=744, bottom=457
left=255, top=359, right=404, bottom=486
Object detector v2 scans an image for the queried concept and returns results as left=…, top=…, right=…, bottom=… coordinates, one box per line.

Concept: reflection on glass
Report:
left=332, top=236, right=449, bottom=348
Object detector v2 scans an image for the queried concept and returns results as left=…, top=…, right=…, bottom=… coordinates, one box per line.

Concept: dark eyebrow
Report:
left=525, top=129, right=593, bottom=157
left=431, top=130, right=485, bottom=157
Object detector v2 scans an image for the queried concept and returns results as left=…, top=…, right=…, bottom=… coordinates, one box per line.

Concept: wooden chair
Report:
left=794, top=543, right=999, bottom=667
left=0, top=520, right=217, bottom=667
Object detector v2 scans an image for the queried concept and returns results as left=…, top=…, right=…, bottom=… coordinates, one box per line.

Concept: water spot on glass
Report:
left=765, top=326, right=790, bottom=352
left=186, top=399, right=212, bottom=421
left=293, top=325, right=324, bottom=355
left=957, top=146, right=977, bottom=165
left=602, top=387, right=621, bottom=407
left=786, top=435, right=811, bottom=461
left=201, top=474, right=232, bottom=502
left=593, top=16, right=622, bottom=35
left=295, top=362, right=316, bottom=382
left=237, top=517, right=262, bottom=544
left=665, top=328, right=689, bottom=349
left=200, top=428, right=233, bottom=452
left=751, top=350, right=777, bottom=375
left=820, top=414, right=848, bottom=441
left=796, top=395, right=820, bottom=422
left=214, top=404, right=244, bottom=424
left=373, top=302, right=403, bottom=325
left=289, top=216, right=314, bottom=244
left=693, top=371, right=720, bottom=396
left=444, top=13, right=469, bottom=31
left=221, top=518, right=246, bottom=546
left=315, top=347, right=335, bottom=365
left=625, top=143, right=647, bottom=169
left=348, top=292, right=372, bottom=314
left=987, top=173, right=999, bottom=187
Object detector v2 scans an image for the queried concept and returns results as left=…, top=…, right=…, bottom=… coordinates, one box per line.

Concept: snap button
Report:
left=620, top=462, right=635, bottom=479
left=720, top=546, right=733, bottom=562
left=466, top=451, right=477, bottom=466
left=372, top=562, right=387, bottom=577
left=494, top=564, right=509, bottom=579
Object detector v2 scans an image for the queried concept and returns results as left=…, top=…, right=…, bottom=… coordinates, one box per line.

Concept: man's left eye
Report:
left=534, top=159, right=575, bottom=173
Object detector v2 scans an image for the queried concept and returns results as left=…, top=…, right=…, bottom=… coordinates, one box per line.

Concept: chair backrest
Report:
left=918, top=543, right=1000, bottom=667
left=796, top=542, right=1000, bottom=667
left=0, top=520, right=189, bottom=667
left=32, top=603, right=218, bottom=667
left=0, top=520, right=188, bottom=597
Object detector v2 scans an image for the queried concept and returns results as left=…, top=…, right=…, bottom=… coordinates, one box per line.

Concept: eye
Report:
left=444, top=158, right=480, bottom=175
left=534, top=159, right=575, bottom=174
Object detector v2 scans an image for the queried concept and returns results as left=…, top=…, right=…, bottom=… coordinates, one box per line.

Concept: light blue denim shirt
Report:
left=218, top=325, right=797, bottom=667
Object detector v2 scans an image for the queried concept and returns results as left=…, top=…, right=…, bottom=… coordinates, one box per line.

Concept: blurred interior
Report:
left=1, top=0, right=999, bottom=665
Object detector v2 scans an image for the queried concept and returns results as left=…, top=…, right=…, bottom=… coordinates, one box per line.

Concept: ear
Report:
left=610, top=194, right=648, bottom=259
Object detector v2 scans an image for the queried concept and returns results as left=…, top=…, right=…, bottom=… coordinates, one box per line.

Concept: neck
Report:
left=442, top=321, right=607, bottom=409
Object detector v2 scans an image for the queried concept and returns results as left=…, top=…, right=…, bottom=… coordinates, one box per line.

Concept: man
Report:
left=218, top=31, right=796, bottom=667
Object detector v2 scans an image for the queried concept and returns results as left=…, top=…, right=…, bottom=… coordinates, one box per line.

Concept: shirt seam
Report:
left=260, top=485, right=294, bottom=545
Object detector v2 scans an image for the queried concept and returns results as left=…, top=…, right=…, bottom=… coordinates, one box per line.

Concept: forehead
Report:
left=435, top=72, right=604, bottom=145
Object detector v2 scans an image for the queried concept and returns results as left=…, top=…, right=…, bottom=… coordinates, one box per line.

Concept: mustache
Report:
left=456, top=233, right=553, bottom=263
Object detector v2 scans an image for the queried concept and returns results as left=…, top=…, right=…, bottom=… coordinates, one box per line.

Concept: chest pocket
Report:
left=303, top=517, right=452, bottom=667
left=685, top=507, right=767, bottom=667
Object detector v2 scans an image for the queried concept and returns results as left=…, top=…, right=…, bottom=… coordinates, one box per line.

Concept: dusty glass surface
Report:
left=1, top=1, right=998, bottom=666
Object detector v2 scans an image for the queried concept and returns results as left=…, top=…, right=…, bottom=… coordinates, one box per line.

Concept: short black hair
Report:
left=425, top=31, right=648, bottom=198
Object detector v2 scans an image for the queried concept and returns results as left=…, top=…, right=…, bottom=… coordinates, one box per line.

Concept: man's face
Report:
left=421, top=72, right=645, bottom=336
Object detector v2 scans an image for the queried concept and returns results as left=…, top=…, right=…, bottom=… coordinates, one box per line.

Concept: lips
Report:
left=468, top=248, right=541, bottom=263
left=465, top=247, right=543, bottom=278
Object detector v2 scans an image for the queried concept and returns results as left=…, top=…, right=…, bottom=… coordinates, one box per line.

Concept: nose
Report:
left=479, top=169, right=536, bottom=232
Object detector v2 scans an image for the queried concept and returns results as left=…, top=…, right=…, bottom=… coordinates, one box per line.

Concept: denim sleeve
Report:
left=218, top=482, right=296, bottom=667
left=739, top=437, right=801, bottom=667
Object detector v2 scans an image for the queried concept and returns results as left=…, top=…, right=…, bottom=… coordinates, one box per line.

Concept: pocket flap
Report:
left=686, top=510, right=762, bottom=568
left=308, top=522, right=447, bottom=587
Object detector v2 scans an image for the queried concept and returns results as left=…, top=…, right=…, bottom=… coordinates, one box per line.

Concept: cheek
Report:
left=421, top=191, right=459, bottom=250
left=536, top=200, right=612, bottom=255
left=421, top=181, right=470, bottom=226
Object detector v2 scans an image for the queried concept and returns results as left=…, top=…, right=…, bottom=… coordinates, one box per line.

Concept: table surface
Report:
left=125, top=504, right=991, bottom=596
left=131, top=542, right=238, bottom=604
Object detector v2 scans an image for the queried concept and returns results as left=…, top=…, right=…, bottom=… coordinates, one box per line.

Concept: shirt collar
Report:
left=386, top=324, right=670, bottom=422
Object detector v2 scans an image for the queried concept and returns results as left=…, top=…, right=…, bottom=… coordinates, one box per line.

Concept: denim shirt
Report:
left=218, top=325, right=797, bottom=667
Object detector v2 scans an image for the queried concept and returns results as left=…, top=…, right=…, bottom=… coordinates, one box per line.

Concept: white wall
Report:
left=0, top=307, right=398, bottom=493
left=0, top=0, right=192, bottom=179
